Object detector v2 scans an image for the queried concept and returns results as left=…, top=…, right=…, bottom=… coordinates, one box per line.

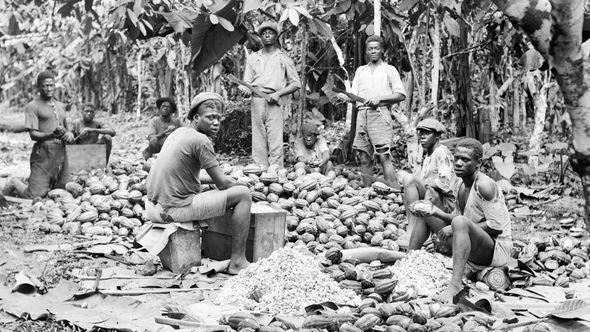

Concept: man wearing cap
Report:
left=142, top=97, right=183, bottom=160
left=145, top=92, right=252, bottom=274
left=241, top=21, right=301, bottom=169
left=337, top=35, right=406, bottom=187
left=294, top=121, right=333, bottom=175
left=396, top=118, right=457, bottom=247
left=3, top=71, right=74, bottom=199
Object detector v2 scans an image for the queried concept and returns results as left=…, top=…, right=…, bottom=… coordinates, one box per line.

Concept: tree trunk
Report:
left=454, top=20, right=475, bottom=137
left=430, top=6, right=441, bottom=116
left=298, top=24, right=308, bottom=139
left=528, top=71, right=556, bottom=169
left=491, top=0, right=590, bottom=226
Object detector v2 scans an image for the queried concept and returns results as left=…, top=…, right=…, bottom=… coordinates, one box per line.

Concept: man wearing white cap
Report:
left=241, top=21, right=301, bottom=169
left=146, top=92, right=252, bottom=274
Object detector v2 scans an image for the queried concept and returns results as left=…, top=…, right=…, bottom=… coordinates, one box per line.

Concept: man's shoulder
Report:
left=475, top=173, right=498, bottom=201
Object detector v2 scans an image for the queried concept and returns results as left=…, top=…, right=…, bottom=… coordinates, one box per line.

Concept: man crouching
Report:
left=408, top=138, right=512, bottom=303
left=145, top=92, right=251, bottom=274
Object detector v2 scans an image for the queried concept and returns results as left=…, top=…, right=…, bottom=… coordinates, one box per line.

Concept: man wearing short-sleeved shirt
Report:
left=338, top=35, right=406, bottom=187
left=2, top=71, right=75, bottom=199
left=241, top=21, right=300, bottom=169
left=145, top=92, right=252, bottom=274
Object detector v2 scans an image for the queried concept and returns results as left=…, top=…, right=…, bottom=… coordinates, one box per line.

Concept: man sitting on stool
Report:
left=145, top=92, right=252, bottom=274
left=408, top=138, right=512, bottom=303
left=71, top=103, right=116, bottom=162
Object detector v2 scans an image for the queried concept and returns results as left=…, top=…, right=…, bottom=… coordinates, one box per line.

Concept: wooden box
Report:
left=202, top=203, right=286, bottom=262
left=158, top=224, right=201, bottom=273
left=66, top=144, right=107, bottom=174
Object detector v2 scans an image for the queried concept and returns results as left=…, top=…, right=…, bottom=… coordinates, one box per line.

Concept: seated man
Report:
left=71, top=103, right=116, bottom=162
left=408, top=138, right=512, bottom=303
left=397, top=118, right=456, bottom=245
left=145, top=92, right=251, bottom=274
left=142, top=97, right=183, bottom=160
left=294, top=121, right=334, bottom=175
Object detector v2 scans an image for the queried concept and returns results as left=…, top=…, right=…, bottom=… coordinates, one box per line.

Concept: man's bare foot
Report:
left=227, top=258, right=250, bottom=275
left=436, top=282, right=462, bottom=303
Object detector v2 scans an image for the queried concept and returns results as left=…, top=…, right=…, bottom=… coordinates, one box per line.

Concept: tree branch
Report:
left=442, top=41, right=490, bottom=59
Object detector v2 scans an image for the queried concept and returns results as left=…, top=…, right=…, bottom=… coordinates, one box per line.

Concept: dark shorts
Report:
left=26, top=140, right=69, bottom=199
left=424, top=185, right=456, bottom=214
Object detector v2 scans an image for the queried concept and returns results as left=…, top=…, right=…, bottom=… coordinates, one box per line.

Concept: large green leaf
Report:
left=191, top=0, right=245, bottom=75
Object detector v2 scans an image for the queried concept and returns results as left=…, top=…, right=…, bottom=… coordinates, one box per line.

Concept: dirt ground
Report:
left=0, top=107, right=587, bottom=331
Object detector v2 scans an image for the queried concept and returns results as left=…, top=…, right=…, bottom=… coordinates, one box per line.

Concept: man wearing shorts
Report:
left=338, top=35, right=406, bottom=187
left=409, top=138, right=512, bottom=303
left=397, top=118, right=457, bottom=246
left=145, top=92, right=252, bottom=274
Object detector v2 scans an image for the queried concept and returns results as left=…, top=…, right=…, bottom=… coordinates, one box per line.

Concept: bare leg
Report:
left=408, top=215, right=447, bottom=250
left=102, top=135, right=113, bottom=163
left=376, top=147, right=396, bottom=186
left=322, top=160, right=334, bottom=175
left=2, top=177, right=28, bottom=197
left=224, top=185, right=252, bottom=274
left=438, top=216, right=496, bottom=303
left=356, top=150, right=373, bottom=187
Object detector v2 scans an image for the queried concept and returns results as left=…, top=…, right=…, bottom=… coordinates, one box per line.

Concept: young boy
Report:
left=294, top=121, right=333, bottom=175
left=71, top=103, right=116, bottom=162
left=142, top=97, right=183, bottom=160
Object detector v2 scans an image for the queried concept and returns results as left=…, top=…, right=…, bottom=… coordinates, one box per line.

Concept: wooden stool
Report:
left=157, top=223, right=201, bottom=273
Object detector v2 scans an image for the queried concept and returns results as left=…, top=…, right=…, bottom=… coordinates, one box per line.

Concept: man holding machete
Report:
left=240, top=21, right=300, bottom=169
left=337, top=35, right=406, bottom=188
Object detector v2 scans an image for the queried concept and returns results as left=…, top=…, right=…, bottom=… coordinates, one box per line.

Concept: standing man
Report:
left=145, top=92, right=252, bottom=274
left=241, top=21, right=301, bottom=169
left=408, top=138, right=512, bottom=303
left=71, top=103, right=116, bottom=162
left=338, top=35, right=406, bottom=187
left=3, top=71, right=74, bottom=199
left=142, top=97, right=183, bottom=160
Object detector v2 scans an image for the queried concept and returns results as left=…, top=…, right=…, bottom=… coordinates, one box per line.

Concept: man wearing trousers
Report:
left=241, top=21, right=300, bottom=169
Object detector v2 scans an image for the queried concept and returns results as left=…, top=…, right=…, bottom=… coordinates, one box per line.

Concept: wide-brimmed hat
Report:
left=256, top=21, right=280, bottom=35
left=187, top=92, right=224, bottom=120
left=416, top=118, right=446, bottom=134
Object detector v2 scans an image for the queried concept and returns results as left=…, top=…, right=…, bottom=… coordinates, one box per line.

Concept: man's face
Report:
left=39, top=78, right=55, bottom=100
left=366, top=41, right=383, bottom=63
left=418, top=129, right=437, bottom=149
left=195, top=100, right=222, bottom=138
left=303, top=132, right=318, bottom=148
left=158, top=101, right=173, bottom=117
left=453, top=146, right=480, bottom=178
left=260, top=28, right=277, bottom=46
left=82, top=107, right=95, bottom=122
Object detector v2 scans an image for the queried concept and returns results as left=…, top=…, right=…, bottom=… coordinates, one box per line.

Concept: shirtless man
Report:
left=409, top=138, right=512, bottom=303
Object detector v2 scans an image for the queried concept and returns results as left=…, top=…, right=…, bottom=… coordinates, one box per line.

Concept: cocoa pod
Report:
left=353, top=314, right=381, bottom=331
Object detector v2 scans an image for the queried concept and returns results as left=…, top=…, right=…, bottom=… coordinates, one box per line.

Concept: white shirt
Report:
left=350, top=60, right=406, bottom=101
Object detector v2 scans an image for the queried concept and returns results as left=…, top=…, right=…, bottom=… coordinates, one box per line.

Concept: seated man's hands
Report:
left=437, top=225, right=453, bottom=243
left=78, top=127, right=93, bottom=138
left=238, top=85, right=252, bottom=98
left=409, top=200, right=435, bottom=217
left=61, top=131, right=75, bottom=144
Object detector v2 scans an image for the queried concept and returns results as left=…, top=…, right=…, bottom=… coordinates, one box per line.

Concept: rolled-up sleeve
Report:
left=284, top=56, right=301, bottom=89
left=387, top=66, right=406, bottom=97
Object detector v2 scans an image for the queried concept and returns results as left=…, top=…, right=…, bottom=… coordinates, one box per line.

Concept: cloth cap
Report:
left=302, top=121, right=319, bottom=135
left=188, top=92, right=224, bottom=120
left=416, top=118, right=446, bottom=134
left=256, top=21, right=280, bottom=35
